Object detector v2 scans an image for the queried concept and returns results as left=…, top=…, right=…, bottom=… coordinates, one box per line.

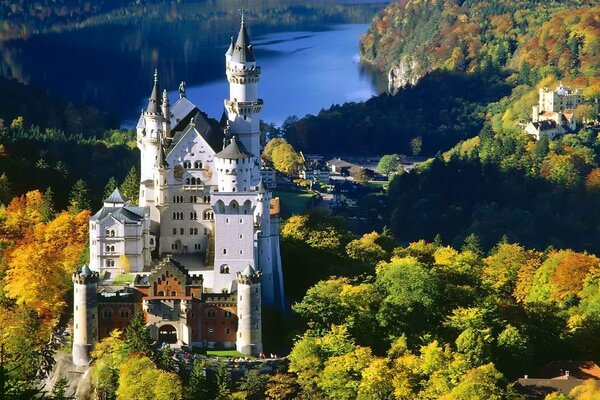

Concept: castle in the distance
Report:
left=72, top=16, right=285, bottom=366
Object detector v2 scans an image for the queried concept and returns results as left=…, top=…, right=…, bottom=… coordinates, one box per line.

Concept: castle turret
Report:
left=236, top=265, right=262, bottom=356
left=255, top=180, right=285, bottom=310
left=72, top=265, right=99, bottom=366
left=137, top=70, right=164, bottom=232
left=214, top=137, right=255, bottom=193
left=162, top=89, right=171, bottom=140
left=225, top=16, right=262, bottom=157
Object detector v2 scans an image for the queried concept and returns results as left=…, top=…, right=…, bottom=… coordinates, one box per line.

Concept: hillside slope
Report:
left=360, top=0, right=599, bottom=86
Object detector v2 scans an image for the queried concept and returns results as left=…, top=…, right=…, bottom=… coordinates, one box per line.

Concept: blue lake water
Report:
left=165, top=24, right=382, bottom=126
left=0, top=1, right=389, bottom=127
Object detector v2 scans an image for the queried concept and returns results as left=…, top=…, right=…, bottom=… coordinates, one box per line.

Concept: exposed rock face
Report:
left=44, top=351, right=93, bottom=400
left=388, top=57, right=421, bottom=92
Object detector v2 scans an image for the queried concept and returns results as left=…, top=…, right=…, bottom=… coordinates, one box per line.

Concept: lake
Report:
left=0, top=0, right=390, bottom=127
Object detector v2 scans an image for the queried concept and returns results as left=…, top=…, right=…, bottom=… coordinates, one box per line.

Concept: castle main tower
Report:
left=137, top=70, right=165, bottom=232
left=72, top=265, right=99, bottom=366
left=225, top=15, right=262, bottom=158
left=236, top=265, right=263, bottom=356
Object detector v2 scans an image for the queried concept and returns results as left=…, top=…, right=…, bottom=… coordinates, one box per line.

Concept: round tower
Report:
left=214, top=137, right=255, bottom=193
left=137, top=69, right=163, bottom=185
left=224, top=16, right=262, bottom=158
left=255, top=180, right=275, bottom=306
left=161, top=89, right=171, bottom=140
left=236, top=265, right=263, bottom=356
left=72, top=265, right=99, bottom=366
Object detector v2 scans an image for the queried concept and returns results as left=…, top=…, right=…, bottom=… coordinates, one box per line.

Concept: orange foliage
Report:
left=1, top=190, right=89, bottom=321
left=585, top=168, right=600, bottom=194
left=551, top=252, right=600, bottom=301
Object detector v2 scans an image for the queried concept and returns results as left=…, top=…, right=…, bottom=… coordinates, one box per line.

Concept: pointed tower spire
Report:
left=147, top=69, right=160, bottom=114
left=231, top=12, right=255, bottom=63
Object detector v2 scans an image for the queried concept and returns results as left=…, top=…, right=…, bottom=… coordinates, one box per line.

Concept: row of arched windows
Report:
left=105, top=229, right=116, bottom=237
left=101, top=308, right=129, bottom=319
left=182, top=161, right=203, bottom=169
left=105, top=245, right=115, bottom=252
left=185, top=177, right=201, bottom=185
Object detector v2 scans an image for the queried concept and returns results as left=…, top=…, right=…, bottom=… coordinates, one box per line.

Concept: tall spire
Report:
left=147, top=68, right=160, bottom=114
left=231, top=12, right=255, bottom=63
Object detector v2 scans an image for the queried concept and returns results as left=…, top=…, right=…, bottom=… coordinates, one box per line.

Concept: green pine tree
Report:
left=238, top=368, right=268, bottom=400
left=462, top=233, right=483, bottom=256
left=124, top=313, right=154, bottom=356
left=120, top=167, right=139, bottom=205
left=184, top=360, right=211, bottom=400
left=50, top=376, right=70, bottom=400
left=214, top=363, right=232, bottom=400
left=156, top=346, right=177, bottom=373
left=68, top=179, right=91, bottom=212
left=104, top=176, right=119, bottom=200
left=41, top=187, right=56, bottom=222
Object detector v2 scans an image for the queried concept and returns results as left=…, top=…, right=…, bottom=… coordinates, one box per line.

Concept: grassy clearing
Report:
left=206, top=350, right=254, bottom=359
left=273, top=189, right=314, bottom=216
left=112, top=274, right=133, bottom=285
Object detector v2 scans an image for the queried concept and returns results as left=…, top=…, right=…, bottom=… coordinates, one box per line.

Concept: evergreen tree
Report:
left=120, top=167, right=139, bottom=204
left=184, top=360, right=211, bottom=400
left=68, top=179, right=91, bottom=212
left=156, top=346, right=177, bottom=373
left=214, top=363, right=232, bottom=400
left=40, top=187, right=56, bottom=222
left=238, top=368, right=268, bottom=400
left=124, top=313, right=153, bottom=356
left=103, top=177, right=119, bottom=200
left=50, top=376, right=69, bottom=400
left=0, top=172, right=11, bottom=205
left=462, top=233, right=483, bottom=257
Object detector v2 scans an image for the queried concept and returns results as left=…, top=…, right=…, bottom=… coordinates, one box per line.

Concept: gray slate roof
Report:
left=147, top=71, right=160, bottom=114
left=231, top=22, right=256, bottom=63
left=215, top=137, right=252, bottom=160
left=167, top=109, right=225, bottom=155
left=241, top=265, right=256, bottom=277
left=105, top=188, right=129, bottom=204
left=91, top=206, right=146, bottom=223
left=532, top=120, right=559, bottom=131
left=171, top=97, right=198, bottom=130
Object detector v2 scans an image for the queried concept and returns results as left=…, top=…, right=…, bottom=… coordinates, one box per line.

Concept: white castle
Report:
left=72, top=17, right=285, bottom=365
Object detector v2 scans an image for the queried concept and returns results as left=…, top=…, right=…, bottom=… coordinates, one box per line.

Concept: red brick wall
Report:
left=98, top=303, right=135, bottom=339
left=200, top=304, right=238, bottom=342
left=153, top=270, right=184, bottom=296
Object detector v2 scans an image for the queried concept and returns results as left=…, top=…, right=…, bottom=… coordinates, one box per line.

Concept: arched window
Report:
left=223, top=248, right=227, bottom=255
left=171, top=291, right=177, bottom=296
left=185, top=178, right=190, bottom=184
left=191, top=177, right=196, bottom=185
left=203, top=210, right=214, bottom=220
left=120, top=309, right=129, bottom=319
left=194, top=161, right=203, bottom=169
left=102, top=309, right=112, bottom=319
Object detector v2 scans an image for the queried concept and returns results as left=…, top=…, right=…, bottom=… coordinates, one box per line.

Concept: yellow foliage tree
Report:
left=4, top=206, right=89, bottom=320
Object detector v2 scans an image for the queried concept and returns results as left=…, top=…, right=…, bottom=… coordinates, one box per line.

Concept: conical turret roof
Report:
left=257, top=178, right=267, bottom=193
left=226, top=36, right=234, bottom=57
left=241, top=265, right=256, bottom=277
left=80, top=264, right=91, bottom=277
left=215, top=137, right=253, bottom=160
left=147, top=69, right=160, bottom=114
left=105, top=187, right=129, bottom=204
left=231, top=19, right=255, bottom=63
